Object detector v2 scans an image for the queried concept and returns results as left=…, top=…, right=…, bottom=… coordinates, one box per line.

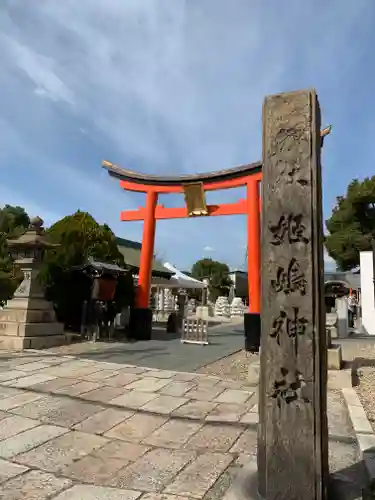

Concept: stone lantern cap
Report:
left=6, top=216, right=59, bottom=250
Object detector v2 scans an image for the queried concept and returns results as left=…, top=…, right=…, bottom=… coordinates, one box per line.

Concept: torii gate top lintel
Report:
left=102, top=160, right=262, bottom=193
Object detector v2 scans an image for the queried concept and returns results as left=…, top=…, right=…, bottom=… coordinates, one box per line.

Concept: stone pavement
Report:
left=0, top=350, right=366, bottom=499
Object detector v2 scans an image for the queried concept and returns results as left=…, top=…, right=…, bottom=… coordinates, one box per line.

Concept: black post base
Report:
left=129, top=308, right=152, bottom=341
left=244, top=312, right=261, bottom=353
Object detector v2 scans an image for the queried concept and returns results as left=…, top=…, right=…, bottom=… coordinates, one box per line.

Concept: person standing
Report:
left=348, top=291, right=358, bottom=328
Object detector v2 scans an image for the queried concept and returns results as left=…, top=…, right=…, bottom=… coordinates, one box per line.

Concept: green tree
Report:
left=0, top=205, right=30, bottom=305
left=191, top=258, right=232, bottom=301
left=325, top=177, right=375, bottom=271
left=40, top=210, right=134, bottom=329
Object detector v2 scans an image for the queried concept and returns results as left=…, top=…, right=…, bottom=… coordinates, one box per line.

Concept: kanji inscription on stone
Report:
left=258, top=89, right=328, bottom=500
left=271, top=258, right=307, bottom=295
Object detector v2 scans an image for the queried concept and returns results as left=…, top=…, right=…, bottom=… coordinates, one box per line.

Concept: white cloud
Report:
left=0, top=0, right=373, bottom=268
left=2, top=34, right=75, bottom=105
left=203, top=246, right=215, bottom=252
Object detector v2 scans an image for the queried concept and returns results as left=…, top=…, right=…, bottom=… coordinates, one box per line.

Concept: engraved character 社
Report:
left=270, top=367, right=309, bottom=407
left=271, top=258, right=307, bottom=295
left=269, top=214, right=309, bottom=246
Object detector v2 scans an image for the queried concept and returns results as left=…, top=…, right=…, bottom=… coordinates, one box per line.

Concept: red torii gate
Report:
left=103, top=160, right=262, bottom=340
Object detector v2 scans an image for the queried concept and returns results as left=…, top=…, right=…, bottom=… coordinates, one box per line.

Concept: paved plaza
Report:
left=46, top=322, right=245, bottom=372
left=0, top=349, right=365, bottom=499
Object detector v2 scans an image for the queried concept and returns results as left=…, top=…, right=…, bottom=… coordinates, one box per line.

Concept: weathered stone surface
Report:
left=142, top=495, right=191, bottom=500
left=52, top=485, right=142, bottom=500
left=110, top=390, right=158, bottom=409
left=13, top=361, right=51, bottom=372
left=115, top=365, right=148, bottom=374
left=0, top=415, right=40, bottom=440
left=0, top=410, right=9, bottom=421
left=172, top=401, right=218, bottom=420
left=74, top=408, right=134, bottom=434
left=0, top=424, right=68, bottom=458
left=205, top=403, right=246, bottom=423
left=110, top=448, right=195, bottom=492
left=11, top=395, right=104, bottom=427
left=15, top=430, right=108, bottom=472
left=0, top=386, right=20, bottom=399
left=146, top=370, right=174, bottom=379
left=0, top=391, right=43, bottom=411
left=82, top=369, right=120, bottom=381
left=185, top=386, right=224, bottom=402
left=60, top=440, right=149, bottom=485
left=164, top=452, right=233, bottom=498
left=80, top=386, right=126, bottom=403
left=105, top=413, right=167, bottom=442
left=172, top=372, right=198, bottom=382
left=29, top=377, right=78, bottom=393
left=144, top=419, right=202, bottom=449
left=214, top=389, right=253, bottom=405
left=54, top=380, right=101, bottom=396
left=159, top=381, right=195, bottom=397
left=0, top=458, right=28, bottom=484
left=3, top=373, right=56, bottom=388
left=141, top=395, right=188, bottom=415
left=239, top=412, right=259, bottom=425
left=0, top=469, right=72, bottom=500
left=104, top=373, right=140, bottom=387
left=184, top=424, right=243, bottom=452
left=0, top=370, right=28, bottom=382
left=259, top=89, right=328, bottom=499
left=125, top=377, right=171, bottom=392
left=229, top=429, right=258, bottom=455
left=40, top=361, right=102, bottom=378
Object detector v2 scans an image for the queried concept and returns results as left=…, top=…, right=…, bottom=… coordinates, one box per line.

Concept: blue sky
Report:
left=1, top=0, right=374, bottom=272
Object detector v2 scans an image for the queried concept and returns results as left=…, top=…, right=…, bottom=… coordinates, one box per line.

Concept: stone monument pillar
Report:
left=336, top=296, right=349, bottom=338
left=257, top=90, right=329, bottom=499
left=0, top=217, right=66, bottom=350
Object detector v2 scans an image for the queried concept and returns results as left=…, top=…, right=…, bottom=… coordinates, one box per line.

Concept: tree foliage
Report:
left=0, top=205, right=30, bottom=304
left=191, top=258, right=232, bottom=300
left=325, top=177, right=375, bottom=271
left=40, top=211, right=134, bottom=329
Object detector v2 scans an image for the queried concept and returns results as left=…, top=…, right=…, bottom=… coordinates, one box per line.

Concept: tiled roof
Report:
left=116, top=237, right=172, bottom=278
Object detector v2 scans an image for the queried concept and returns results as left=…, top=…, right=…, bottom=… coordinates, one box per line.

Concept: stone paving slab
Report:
left=0, top=350, right=365, bottom=499
left=0, top=457, right=28, bottom=484
left=0, top=469, right=72, bottom=500
left=15, top=430, right=108, bottom=472
left=53, top=485, right=142, bottom=500
left=0, top=424, right=69, bottom=459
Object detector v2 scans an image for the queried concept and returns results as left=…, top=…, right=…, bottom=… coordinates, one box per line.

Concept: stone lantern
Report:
left=0, top=217, right=65, bottom=350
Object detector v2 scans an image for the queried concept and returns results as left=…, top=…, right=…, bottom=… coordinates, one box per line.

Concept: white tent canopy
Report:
left=151, top=262, right=206, bottom=289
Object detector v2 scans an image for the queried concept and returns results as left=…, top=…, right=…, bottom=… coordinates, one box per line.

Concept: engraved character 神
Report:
left=270, top=307, right=308, bottom=345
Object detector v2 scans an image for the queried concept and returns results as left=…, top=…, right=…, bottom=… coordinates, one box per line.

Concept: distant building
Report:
left=115, top=237, right=173, bottom=279
left=227, top=270, right=248, bottom=299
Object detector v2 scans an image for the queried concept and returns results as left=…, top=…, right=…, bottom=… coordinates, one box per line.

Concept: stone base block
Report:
left=196, top=306, right=213, bottom=320
left=0, top=322, right=64, bottom=337
left=247, top=360, right=260, bottom=387
left=5, top=297, right=55, bottom=311
left=0, top=308, right=56, bottom=324
left=0, top=334, right=70, bottom=351
left=327, top=344, right=342, bottom=370
left=129, top=308, right=152, bottom=340
left=244, top=313, right=261, bottom=352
